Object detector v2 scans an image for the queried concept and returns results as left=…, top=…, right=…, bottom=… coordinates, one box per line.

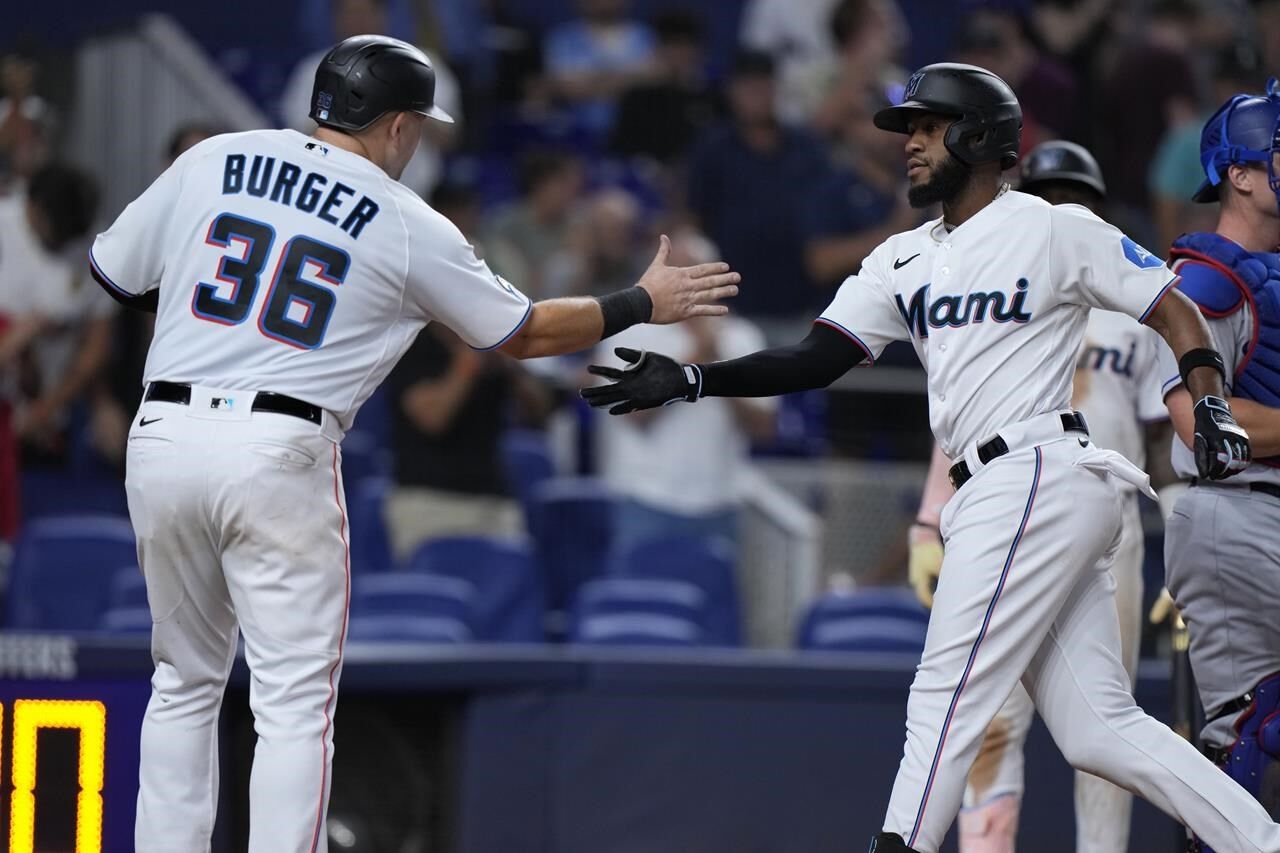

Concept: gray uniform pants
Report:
left=1165, top=482, right=1280, bottom=749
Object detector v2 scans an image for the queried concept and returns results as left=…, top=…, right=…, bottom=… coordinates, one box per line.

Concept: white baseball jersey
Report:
left=90, top=129, right=531, bottom=431
left=1072, top=310, right=1169, bottom=471
left=816, top=190, right=1176, bottom=458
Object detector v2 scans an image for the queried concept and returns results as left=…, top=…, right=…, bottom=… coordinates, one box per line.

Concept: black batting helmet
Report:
left=874, top=63, right=1022, bottom=170
left=310, top=35, right=453, bottom=132
left=1019, top=140, right=1107, bottom=198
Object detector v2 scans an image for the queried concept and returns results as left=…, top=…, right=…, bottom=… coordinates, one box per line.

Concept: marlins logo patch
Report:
left=904, top=71, right=925, bottom=99
left=1121, top=235, right=1163, bottom=269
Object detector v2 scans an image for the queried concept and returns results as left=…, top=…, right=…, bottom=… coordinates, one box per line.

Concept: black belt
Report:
left=949, top=412, right=1089, bottom=490
left=1190, top=477, right=1280, bottom=502
left=145, top=381, right=323, bottom=425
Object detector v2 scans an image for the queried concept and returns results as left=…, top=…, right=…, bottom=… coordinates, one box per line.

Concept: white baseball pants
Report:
left=958, top=497, right=1146, bottom=853
left=125, top=385, right=350, bottom=853
left=882, top=421, right=1280, bottom=853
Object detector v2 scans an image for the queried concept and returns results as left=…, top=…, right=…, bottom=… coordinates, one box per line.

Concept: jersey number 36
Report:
left=193, top=212, right=349, bottom=350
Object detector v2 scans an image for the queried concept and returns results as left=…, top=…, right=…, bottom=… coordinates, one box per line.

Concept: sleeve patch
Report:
left=1121, top=235, right=1163, bottom=269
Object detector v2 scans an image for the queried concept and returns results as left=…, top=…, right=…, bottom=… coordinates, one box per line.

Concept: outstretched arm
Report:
left=580, top=323, right=865, bottom=414
left=500, top=235, right=740, bottom=360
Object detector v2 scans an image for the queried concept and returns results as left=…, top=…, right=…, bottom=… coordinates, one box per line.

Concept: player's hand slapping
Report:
left=637, top=235, right=740, bottom=324
left=580, top=348, right=698, bottom=415
left=1192, top=395, right=1251, bottom=479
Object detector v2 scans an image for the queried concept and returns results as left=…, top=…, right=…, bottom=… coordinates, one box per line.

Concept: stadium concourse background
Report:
left=0, top=0, right=1269, bottom=850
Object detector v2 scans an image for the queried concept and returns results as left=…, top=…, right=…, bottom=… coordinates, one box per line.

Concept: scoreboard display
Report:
left=0, top=634, right=150, bottom=853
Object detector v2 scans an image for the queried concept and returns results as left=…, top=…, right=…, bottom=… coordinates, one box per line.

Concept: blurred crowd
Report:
left=0, top=0, right=1277, bottom=585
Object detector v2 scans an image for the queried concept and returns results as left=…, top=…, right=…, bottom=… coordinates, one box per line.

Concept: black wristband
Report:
left=1178, top=348, right=1226, bottom=387
left=596, top=287, right=653, bottom=340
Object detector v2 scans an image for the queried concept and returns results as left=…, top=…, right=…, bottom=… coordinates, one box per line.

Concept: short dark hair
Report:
left=515, top=149, right=580, bottom=195
left=27, top=163, right=99, bottom=251
left=166, top=122, right=224, bottom=162
left=429, top=179, right=477, bottom=214
left=830, top=0, right=873, bottom=47
left=730, top=48, right=775, bottom=80
left=652, top=10, right=704, bottom=44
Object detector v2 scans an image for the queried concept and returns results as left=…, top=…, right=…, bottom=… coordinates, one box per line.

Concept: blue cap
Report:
left=1193, top=78, right=1280, bottom=203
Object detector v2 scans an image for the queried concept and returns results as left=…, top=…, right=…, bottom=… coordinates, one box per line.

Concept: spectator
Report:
left=383, top=183, right=553, bottom=559
left=803, top=90, right=916, bottom=288
left=595, top=230, right=776, bottom=557
left=545, top=187, right=650, bottom=298
left=608, top=11, right=722, bottom=166
left=8, top=165, right=110, bottom=469
left=1258, top=0, right=1280, bottom=73
left=279, top=0, right=463, bottom=197
left=739, top=0, right=842, bottom=126
left=0, top=163, right=104, bottom=491
left=808, top=0, right=910, bottom=137
left=1093, top=0, right=1199, bottom=246
left=686, top=50, right=831, bottom=341
left=543, top=0, right=656, bottom=137
left=952, top=7, right=1080, bottom=147
left=1150, top=44, right=1263, bottom=253
left=94, top=124, right=223, bottom=467
left=0, top=44, right=54, bottom=191
left=483, top=149, right=586, bottom=301
left=385, top=327, right=522, bottom=557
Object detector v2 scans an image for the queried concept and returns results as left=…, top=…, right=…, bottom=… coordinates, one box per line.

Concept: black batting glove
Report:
left=579, top=347, right=701, bottom=415
left=1193, top=395, right=1251, bottom=480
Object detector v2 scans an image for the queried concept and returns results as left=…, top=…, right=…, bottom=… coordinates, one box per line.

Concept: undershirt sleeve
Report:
left=697, top=322, right=868, bottom=398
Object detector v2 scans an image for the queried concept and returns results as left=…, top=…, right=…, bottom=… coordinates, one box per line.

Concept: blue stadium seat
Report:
left=5, top=515, right=137, bottom=630
left=614, top=536, right=741, bottom=646
left=528, top=478, right=616, bottom=617
left=108, top=565, right=147, bottom=609
left=796, top=588, right=930, bottom=654
left=345, top=614, right=474, bottom=643
left=341, top=429, right=392, bottom=491
left=99, top=607, right=152, bottom=633
left=500, top=429, right=556, bottom=530
left=404, top=536, right=545, bottom=642
left=347, top=573, right=476, bottom=643
left=347, top=477, right=394, bottom=574
left=570, top=578, right=706, bottom=646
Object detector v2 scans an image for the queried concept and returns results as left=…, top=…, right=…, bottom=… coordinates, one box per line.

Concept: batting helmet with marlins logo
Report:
left=874, top=62, right=1023, bottom=170
left=311, top=34, right=454, bottom=132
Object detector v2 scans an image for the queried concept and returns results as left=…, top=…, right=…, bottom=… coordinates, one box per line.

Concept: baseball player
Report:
left=88, top=36, right=739, bottom=853
left=907, top=140, right=1183, bottom=853
left=1158, top=81, right=1280, bottom=841
left=582, top=63, right=1280, bottom=853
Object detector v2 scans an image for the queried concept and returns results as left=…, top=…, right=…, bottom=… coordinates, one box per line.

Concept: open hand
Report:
left=637, top=235, right=740, bottom=325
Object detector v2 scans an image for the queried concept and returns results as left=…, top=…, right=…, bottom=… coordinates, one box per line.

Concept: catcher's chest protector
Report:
left=1170, top=233, right=1280, bottom=465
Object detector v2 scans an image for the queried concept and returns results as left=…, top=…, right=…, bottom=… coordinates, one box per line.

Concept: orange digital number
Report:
left=7, top=699, right=107, bottom=853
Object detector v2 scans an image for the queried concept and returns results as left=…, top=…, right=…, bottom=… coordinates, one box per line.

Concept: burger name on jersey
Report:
left=221, top=153, right=380, bottom=239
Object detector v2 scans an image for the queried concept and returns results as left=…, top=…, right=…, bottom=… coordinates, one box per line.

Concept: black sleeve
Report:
left=698, top=322, right=867, bottom=398
left=89, top=264, right=158, bottom=313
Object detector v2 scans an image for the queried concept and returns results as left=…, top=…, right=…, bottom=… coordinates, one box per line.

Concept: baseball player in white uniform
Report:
left=88, top=36, right=739, bottom=853
left=908, top=140, right=1183, bottom=853
left=582, top=63, right=1279, bottom=853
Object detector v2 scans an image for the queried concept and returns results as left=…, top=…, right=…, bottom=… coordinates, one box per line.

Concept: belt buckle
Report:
left=948, top=461, right=968, bottom=491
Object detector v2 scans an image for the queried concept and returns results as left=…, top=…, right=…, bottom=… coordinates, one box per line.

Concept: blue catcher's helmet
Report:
left=1192, top=77, right=1280, bottom=203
